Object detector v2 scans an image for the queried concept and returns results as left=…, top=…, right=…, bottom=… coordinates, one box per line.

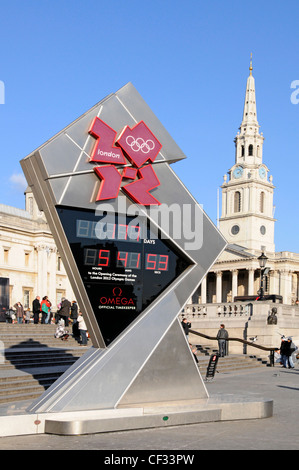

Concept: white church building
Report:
left=194, top=57, right=299, bottom=307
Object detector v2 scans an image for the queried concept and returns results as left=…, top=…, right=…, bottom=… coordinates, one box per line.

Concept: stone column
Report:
left=201, top=276, right=207, bottom=304
left=35, top=244, right=48, bottom=298
left=270, top=270, right=279, bottom=295
left=280, top=269, right=293, bottom=305
left=232, top=269, right=238, bottom=301
left=248, top=268, right=255, bottom=296
left=216, top=271, right=223, bottom=303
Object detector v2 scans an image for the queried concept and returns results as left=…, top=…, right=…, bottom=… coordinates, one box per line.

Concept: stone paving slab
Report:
left=0, top=365, right=296, bottom=449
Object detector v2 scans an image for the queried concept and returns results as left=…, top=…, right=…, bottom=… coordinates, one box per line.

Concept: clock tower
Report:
left=219, top=56, right=276, bottom=253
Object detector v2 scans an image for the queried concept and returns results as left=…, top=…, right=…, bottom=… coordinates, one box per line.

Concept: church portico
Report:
left=195, top=265, right=263, bottom=304
left=193, top=260, right=299, bottom=306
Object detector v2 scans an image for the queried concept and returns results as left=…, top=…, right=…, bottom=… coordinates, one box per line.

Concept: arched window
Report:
left=260, top=191, right=265, bottom=213
left=248, top=144, right=253, bottom=156
left=241, top=145, right=245, bottom=157
left=234, top=191, right=241, bottom=213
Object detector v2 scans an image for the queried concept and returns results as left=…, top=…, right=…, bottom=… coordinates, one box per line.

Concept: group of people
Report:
left=182, top=316, right=299, bottom=370
left=54, top=298, right=88, bottom=346
left=6, top=296, right=88, bottom=347
left=278, top=336, right=298, bottom=369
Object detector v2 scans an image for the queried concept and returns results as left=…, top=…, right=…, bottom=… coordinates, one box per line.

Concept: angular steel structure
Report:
left=21, top=83, right=227, bottom=414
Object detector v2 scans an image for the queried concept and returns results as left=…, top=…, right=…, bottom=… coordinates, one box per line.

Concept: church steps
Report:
left=0, top=324, right=268, bottom=406
left=0, top=323, right=91, bottom=405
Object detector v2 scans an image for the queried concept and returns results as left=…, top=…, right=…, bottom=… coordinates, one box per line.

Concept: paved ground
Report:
left=0, top=364, right=298, bottom=451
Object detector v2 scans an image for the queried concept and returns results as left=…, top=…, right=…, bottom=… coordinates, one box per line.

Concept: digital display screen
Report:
left=57, top=206, right=191, bottom=345
left=76, top=220, right=141, bottom=242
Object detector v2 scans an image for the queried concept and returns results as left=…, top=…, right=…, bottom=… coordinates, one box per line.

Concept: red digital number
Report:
left=130, top=252, right=141, bottom=269
left=158, top=255, right=168, bottom=271
left=146, top=254, right=169, bottom=271
left=117, top=251, right=128, bottom=267
left=98, top=249, right=110, bottom=266
left=146, top=253, right=157, bottom=270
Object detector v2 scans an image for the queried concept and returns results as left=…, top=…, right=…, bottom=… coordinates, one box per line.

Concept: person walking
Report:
left=32, top=296, right=41, bottom=324
left=217, top=324, right=229, bottom=357
left=77, top=311, right=88, bottom=346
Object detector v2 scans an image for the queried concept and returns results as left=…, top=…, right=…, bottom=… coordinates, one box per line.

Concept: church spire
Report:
left=234, top=55, right=264, bottom=165
left=249, top=52, right=253, bottom=75
left=240, top=53, right=258, bottom=130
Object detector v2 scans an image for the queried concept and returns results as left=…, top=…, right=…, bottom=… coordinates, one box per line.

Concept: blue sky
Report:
left=0, top=0, right=298, bottom=253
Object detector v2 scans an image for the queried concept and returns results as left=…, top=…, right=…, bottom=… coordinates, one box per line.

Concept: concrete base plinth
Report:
left=0, top=394, right=273, bottom=437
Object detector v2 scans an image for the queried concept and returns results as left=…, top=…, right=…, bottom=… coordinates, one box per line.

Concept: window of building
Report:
left=248, top=144, right=253, bottom=156
left=241, top=145, right=245, bottom=157
left=231, top=225, right=240, bottom=235
left=260, top=225, right=266, bottom=235
left=3, top=248, right=10, bottom=264
left=23, top=288, right=31, bottom=309
left=234, top=191, right=241, bottom=213
left=24, top=252, right=30, bottom=267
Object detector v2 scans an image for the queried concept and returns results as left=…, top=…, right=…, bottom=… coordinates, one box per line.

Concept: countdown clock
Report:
left=21, top=82, right=226, bottom=414
left=58, top=206, right=191, bottom=345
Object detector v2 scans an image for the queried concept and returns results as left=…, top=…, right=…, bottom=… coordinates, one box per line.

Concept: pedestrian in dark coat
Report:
left=57, top=297, right=71, bottom=326
left=32, top=296, right=41, bottom=324
left=181, top=318, right=191, bottom=343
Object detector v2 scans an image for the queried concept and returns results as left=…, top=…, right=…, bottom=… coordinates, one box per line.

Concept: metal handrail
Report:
left=189, top=329, right=278, bottom=366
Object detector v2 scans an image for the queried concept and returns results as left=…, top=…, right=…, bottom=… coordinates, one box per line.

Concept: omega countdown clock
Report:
left=21, top=82, right=226, bottom=413
left=233, top=166, right=243, bottom=179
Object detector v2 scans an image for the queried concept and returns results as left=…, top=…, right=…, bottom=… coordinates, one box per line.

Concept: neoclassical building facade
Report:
left=0, top=189, right=74, bottom=311
left=194, top=58, right=299, bottom=306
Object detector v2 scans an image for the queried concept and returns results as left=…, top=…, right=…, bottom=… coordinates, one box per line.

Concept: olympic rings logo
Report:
left=125, top=135, right=155, bottom=154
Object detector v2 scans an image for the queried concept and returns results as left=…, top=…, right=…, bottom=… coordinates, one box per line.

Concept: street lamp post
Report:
left=258, top=252, right=268, bottom=300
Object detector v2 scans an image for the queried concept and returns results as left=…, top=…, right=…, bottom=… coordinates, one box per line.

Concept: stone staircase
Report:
left=0, top=324, right=272, bottom=406
left=194, top=343, right=270, bottom=377
left=0, top=323, right=92, bottom=405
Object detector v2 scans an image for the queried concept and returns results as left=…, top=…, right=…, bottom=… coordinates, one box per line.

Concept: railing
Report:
left=183, top=303, right=252, bottom=317
left=189, top=329, right=278, bottom=366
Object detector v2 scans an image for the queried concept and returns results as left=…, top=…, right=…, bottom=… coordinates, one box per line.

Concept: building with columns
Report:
left=195, top=57, right=299, bottom=306
left=0, top=188, right=74, bottom=312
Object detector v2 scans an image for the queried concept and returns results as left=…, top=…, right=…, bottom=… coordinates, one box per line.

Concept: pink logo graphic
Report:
left=89, top=119, right=162, bottom=205
left=89, top=118, right=126, bottom=165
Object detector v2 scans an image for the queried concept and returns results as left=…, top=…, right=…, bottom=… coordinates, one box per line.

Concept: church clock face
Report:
left=233, top=166, right=243, bottom=179
left=259, top=167, right=266, bottom=179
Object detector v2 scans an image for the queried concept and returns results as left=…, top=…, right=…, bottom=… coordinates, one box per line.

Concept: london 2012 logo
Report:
left=88, top=118, right=162, bottom=205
